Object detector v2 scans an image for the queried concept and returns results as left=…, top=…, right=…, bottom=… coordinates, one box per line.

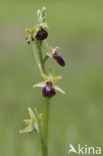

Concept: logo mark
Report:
left=68, top=144, right=77, bottom=154
left=68, top=144, right=101, bottom=155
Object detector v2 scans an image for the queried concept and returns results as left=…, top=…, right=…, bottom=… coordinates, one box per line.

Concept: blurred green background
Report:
left=0, top=0, right=103, bottom=156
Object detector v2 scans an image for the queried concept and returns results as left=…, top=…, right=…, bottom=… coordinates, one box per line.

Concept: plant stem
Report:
left=43, top=55, right=49, bottom=64
left=42, top=99, right=50, bottom=156
left=36, top=40, right=46, bottom=73
left=34, top=40, right=50, bottom=156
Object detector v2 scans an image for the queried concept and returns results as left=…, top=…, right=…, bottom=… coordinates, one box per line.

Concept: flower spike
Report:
left=20, top=7, right=66, bottom=155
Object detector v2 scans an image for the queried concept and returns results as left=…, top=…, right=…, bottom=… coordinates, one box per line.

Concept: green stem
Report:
left=34, top=109, right=47, bottom=156
left=43, top=99, right=50, bottom=139
left=34, top=40, right=50, bottom=156
left=42, top=99, right=50, bottom=156
left=43, top=55, right=49, bottom=64
left=41, top=99, right=50, bottom=156
left=36, top=40, right=46, bottom=73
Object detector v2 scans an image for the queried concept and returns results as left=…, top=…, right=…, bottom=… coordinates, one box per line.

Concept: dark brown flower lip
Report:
left=42, top=81, right=56, bottom=98
left=53, top=51, right=65, bottom=67
left=35, top=28, right=48, bottom=40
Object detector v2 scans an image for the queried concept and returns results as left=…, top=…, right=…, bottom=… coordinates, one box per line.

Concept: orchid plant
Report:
left=20, top=7, right=65, bottom=156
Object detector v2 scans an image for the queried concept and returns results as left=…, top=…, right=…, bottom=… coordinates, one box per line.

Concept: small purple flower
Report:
left=42, top=81, right=56, bottom=98
left=36, top=29, right=48, bottom=40
left=53, top=51, right=65, bottom=67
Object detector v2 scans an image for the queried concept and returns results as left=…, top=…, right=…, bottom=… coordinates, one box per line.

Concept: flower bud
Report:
left=42, top=81, right=56, bottom=98
left=53, top=52, right=65, bottom=67
left=25, top=36, right=31, bottom=44
left=35, top=29, right=48, bottom=40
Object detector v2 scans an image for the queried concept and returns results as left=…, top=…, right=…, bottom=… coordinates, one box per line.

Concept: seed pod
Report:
left=35, top=29, right=48, bottom=40
left=42, top=81, right=56, bottom=98
left=53, top=51, right=65, bottom=67
left=25, top=36, right=31, bottom=44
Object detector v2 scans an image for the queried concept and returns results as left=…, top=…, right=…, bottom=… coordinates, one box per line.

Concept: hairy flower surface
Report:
left=42, top=81, right=56, bottom=98
left=36, top=29, right=48, bottom=40
left=53, top=51, right=65, bottom=67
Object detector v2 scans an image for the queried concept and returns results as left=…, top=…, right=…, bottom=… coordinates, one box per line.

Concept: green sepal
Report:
left=52, top=76, right=62, bottom=83
left=33, top=82, right=45, bottom=88
left=24, top=119, right=32, bottom=125
left=54, top=85, right=65, bottom=94
left=25, top=28, right=32, bottom=34
left=41, top=73, right=48, bottom=81
left=28, top=107, right=35, bottom=119
left=40, top=71, right=62, bottom=84
left=19, top=125, right=33, bottom=134
left=40, top=23, right=48, bottom=29
left=32, top=27, right=37, bottom=33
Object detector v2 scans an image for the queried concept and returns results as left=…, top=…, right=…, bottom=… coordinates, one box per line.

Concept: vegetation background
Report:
left=0, top=0, right=103, bottom=156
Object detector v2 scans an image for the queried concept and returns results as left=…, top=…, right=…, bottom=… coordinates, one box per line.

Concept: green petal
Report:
left=33, top=123, right=39, bottom=133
